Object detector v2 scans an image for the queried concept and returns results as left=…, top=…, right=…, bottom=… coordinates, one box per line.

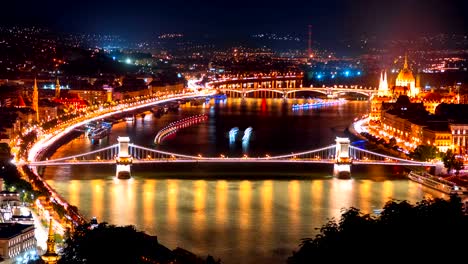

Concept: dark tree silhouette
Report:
left=287, top=195, right=468, bottom=263
left=410, top=144, right=438, bottom=161
left=442, top=149, right=457, bottom=174
left=59, top=222, right=173, bottom=264
left=59, top=222, right=221, bottom=264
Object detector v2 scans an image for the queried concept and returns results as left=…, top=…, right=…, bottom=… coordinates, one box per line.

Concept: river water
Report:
left=43, top=98, right=444, bottom=264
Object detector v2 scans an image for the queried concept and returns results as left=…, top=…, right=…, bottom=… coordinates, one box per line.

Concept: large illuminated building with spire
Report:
left=371, top=55, right=421, bottom=123
left=375, top=55, right=420, bottom=99
left=368, top=54, right=468, bottom=154
left=377, top=55, right=419, bottom=99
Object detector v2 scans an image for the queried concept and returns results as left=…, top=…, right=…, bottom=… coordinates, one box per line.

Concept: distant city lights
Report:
left=42, top=85, right=69, bottom=90
left=313, top=70, right=363, bottom=80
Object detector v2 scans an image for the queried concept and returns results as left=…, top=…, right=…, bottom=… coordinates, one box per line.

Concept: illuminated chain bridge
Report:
left=27, top=137, right=433, bottom=179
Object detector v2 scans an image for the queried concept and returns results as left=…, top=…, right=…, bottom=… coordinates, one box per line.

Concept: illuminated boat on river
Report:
left=408, top=171, right=468, bottom=195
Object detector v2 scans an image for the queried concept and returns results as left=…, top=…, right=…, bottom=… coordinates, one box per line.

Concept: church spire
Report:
left=378, top=70, right=389, bottom=96
left=46, top=219, right=55, bottom=251
left=41, top=219, right=60, bottom=264
left=33, top=78, right=39, bottom=122
left=55, top=77, right=61, bottom=99
left=403, top=54, right=408, bottom=69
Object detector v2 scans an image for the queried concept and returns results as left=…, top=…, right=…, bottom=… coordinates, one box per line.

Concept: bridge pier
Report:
left=333, top=164, right=351, bottom=179
left=116, top=136, right=133, bottom=179
left=334, top=137, right=352, bottom=179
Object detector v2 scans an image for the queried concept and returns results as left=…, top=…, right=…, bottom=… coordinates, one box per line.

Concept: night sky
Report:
left=3, top=0, right=467, bottom=42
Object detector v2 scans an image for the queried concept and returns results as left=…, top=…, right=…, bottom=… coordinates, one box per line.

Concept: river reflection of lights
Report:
left=242, top=139, right=249, bottom=152
left=242, top=127, right=252, bottom=142
left=241, top=127, right=252, bottom=152
left=229, top=127, right=239, bottom=144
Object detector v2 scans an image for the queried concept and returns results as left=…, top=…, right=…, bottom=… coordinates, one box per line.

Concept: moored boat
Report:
left=407, top=171, right=468, bottom=195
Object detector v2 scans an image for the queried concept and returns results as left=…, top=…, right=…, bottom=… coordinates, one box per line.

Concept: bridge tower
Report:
left=115, top=136, right=133, bottom=179
left=334, top=137, right=352, bottom=178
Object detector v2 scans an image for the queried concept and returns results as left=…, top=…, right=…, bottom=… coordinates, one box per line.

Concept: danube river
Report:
left=43, top=98, right=444, bottom=264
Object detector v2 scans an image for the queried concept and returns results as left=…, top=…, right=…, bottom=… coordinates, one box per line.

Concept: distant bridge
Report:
left=207, top=75, right=378, bottom=98
left=27, top=137, right=433, bottom=179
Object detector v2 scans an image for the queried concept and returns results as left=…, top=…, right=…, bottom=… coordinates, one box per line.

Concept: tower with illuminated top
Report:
left=55, top=77, right=61, bottom=99
left=32, top=78, right=39, bottom=122
left=41, top=219, right=60, bottom=264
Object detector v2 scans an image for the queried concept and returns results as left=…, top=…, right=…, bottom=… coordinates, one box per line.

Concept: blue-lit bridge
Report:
left=27, top=136, right=434, bottom=179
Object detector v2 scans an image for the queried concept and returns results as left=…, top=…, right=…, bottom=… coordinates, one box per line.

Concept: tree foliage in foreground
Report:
left=288, top=195, right=468, bottom=263
left=59, top=222, right=221, bottom=264
left=442, top=149, right=464, bottom=175
left=409, top=144, right=438, bottom=161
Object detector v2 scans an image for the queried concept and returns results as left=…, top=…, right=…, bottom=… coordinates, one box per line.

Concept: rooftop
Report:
left=0, top=223, right=34, bottom=239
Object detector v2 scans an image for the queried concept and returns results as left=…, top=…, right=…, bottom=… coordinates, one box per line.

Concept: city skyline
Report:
left=1, top=1, right=468, bottom=263
left=2, top=0, right=467, bottom=45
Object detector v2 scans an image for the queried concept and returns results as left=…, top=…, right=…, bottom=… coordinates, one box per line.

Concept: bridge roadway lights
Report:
left=116, top=136, right=132, bottom=179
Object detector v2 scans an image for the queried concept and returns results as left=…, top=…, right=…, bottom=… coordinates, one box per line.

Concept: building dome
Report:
left=395, top=55, right=417, bottom=97
left=396, top=68, right=414, bottom=83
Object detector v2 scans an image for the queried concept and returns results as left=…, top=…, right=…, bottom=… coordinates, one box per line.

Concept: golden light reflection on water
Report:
left=194, top=180, right=206, bottom=235
left=238, top=179, right=252, bottom=261
left=359, top=180, right=371, bottom=213
left=143, top=180, right=156, bottom=228
left=167, top=180, right=178, bottom=233
left=68, top=180, right=80, bottom=208
left=382, top=181, right=394, bottom=206
left=329, top=179, right=354, bottom=220
left=261, top=180, right=272, bottom=236
left=111, top=180, right=124, bottom=225
left=216, top=180, right=227, bottom=227
left=288, top=180, right=300, bottom=237
left=239, top=180, right=251, bottom=229
left=91, top=180, right=103, bottom=218
left=126, top=180, right=136, bottom=225
left=47, top=174, right=444, bottom=264
left=311, top=180, right=323, bottom=226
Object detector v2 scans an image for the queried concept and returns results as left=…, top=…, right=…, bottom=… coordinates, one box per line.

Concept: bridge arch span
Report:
left=285, top=89, right=328, bottom=96
left=243, top=89, right=285, bottom=95
left=335, top=91, right=372, bottom=97
left=221, top=89, right=244, bottom=95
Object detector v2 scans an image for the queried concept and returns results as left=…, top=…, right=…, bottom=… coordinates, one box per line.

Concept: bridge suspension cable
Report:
left=29, top=144, right=119, bottom=165
left=27, top=141, right=432, bottom=166
left=349, top=146, right=431, bottom=165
